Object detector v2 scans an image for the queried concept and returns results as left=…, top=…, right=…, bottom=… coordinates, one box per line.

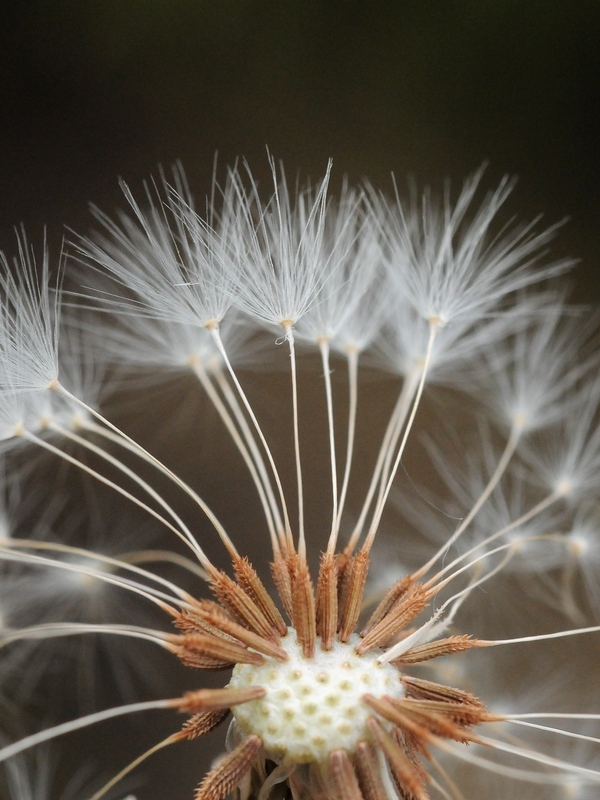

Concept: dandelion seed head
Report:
left=1, top=158, right=599, bottom=800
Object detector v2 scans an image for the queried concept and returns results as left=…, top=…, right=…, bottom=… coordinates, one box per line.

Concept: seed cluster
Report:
left=166, top=550, right=487, bottom=800
left=229, top=628, right=403, bottom=762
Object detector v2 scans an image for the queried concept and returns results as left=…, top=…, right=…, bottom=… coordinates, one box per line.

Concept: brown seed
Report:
left=401, top=676, right=484, bottom=708
left=172, top=607, right=237, bottom=641
left=290, top=554, right=316, bottom=658
left=166, top=631, right=235, bottom=669
left=335, top=549, right=350, bottom=584
left=363, top=694, right=436, bottom=747
left=356, top=584, right=428, bottom=654
left=396, top=725, right=431, bottom=773
left=328, top=749, right=364, bottom=800
left=354, top=740, right=388, bottom=800
left=190, top=602, right=288, bottom=662
left=172, top=650, right=234, bottom=670
left=180, top=709, right=229, bottom=739
left=316, top=551, right=339, bottom=650
left=394, top=635, right=480, bottom=664
left=374, top=695, right=482, bottom=745
left=194, top=734, right=262, bottom=800
left=401, top=698, right=491, bottom=728
left=271, top=552, right=294, bottom=620
left=177, top=686, right=266, bottom=714
left=234, top=555, right=288, bottom=636
left=361, top=574, right=414, bottom=637
left=366, top=716, right=429, bottom=800
left=338, top=549, right=370, bottom=642
left=210, top=570, right=276, bottom=641
left=174, top=633, right=265, bottom=667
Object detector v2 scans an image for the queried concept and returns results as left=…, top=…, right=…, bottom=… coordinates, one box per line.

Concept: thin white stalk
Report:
left=376, top=383, right=415, bottom=505
left=284, top=324, right=306, bottom=558
left=423, top=568, right=482, bottom=642
left=376, top=749, right=403, bottom=799
left=0, top=699, right=179, bottom=764
left=0, top=622, right=172, bottom=649
left=54, top=383, right=236, bottom=560
left=21, top=430, right=213, bottom=571
left=380, top=544, right=516, bottom=662
left=505, top=713, right=600, bottom=720
left=426, top=536, right=536, bottom=597
left=210, top=326, right=293, bottom=547
left=480, top=625, right=600, bottom=647
left=346, top=367, right=420, bottom=554
left=375, top=607, right=447, bottom=666
left=320, top=339, right=339, bottom=554
left=437, top=739, right=592, bottom=784
left=364, top=320, right=439, bottom=552
left=425, top=488, right=564, bottom=587
left=473, top=734, right=600, bottom=783
left=51, top=422, right=203, bottom=555
left=334, top=347, right=358, bottom=538
left=78, top=417, right=238, bottom=561
left=507, top=720, right=600, bottom=745
left=430, top=755, right=468, bottom=800
left=213, top=363, right=285, bottom=544
left=428, top=778, right=453, bottom=800
left=119, top=548, right=209, bottom=581
left=414, top=420, right=524, bottom=580
left=2, top=537, right=202, bottom=601
left=192, top=360, right=279, bottom=554
left=88, top=733, right=180, bottom=800
left=0, top=547, right=187, bottom=610
left=422, top=531, right=569, bottom=641
left=433, top=544, right=516, bottom=606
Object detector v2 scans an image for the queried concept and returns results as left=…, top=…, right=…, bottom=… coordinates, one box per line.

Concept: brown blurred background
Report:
left=1, top=1, right=599, bottom=295
left=1, top=2, right=600, bottom=798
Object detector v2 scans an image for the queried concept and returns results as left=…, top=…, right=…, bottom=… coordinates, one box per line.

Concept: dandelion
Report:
left=1, top=159, right=600, bottom=800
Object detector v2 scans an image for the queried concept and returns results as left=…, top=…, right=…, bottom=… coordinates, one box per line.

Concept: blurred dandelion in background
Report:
left=0, top=157, right=599, bottom=799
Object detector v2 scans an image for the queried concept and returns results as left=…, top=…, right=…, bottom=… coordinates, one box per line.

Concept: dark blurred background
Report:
left=1, top=1, right=600, bottom=295
left=1, top=2, right=600, bottom=798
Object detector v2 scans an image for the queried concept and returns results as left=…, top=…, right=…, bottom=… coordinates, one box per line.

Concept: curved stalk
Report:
left=414, top=420, right=523, bottom=580
left=363, top=320, right=439, bottom=553
left=334, top=347, right=359, bottom=539
left=0, top=547, right=185, bottom=611
left=319, top=339, right=340, bottom=554
left=213, top=363, right=286, bottom=545
left=0, top=698, right=179, bottom=764
left=210, top=326, right=293, bottom=548
left=51, top=422, right=204, bottom=556
left=284, top=324, right=306, bottom=558
left=53, top=382, right=235, bottom=563
left=192, top=360, right=279, bottom=554
left=88, top=733, right=182, bottom=800
left=2, top=537, right=202, bottom=600
left=21, top=430, right=213, bottom=570
left=0, top=622, right=172, bottom=649
left=345, top=367, right=420, bottom=554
